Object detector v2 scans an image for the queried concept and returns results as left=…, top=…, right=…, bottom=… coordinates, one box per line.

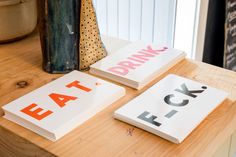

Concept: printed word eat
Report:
left=107, top=45, right=167, bottom=76
left=20, top=80, right=91, bottom=121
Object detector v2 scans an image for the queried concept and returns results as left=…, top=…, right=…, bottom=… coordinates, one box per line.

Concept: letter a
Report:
left=49, top=93, right=77, bottom=108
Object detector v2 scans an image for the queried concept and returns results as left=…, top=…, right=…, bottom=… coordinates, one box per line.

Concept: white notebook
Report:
left=90, top=41, right=186, bottom=89
left=114, top=74, right=228, bottom=143
left=2, top=71, right=125, bottom=141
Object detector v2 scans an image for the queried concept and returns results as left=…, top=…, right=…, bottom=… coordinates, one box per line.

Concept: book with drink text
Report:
left=90, top=41, right=186, bottom=89
left=114, top=74, right=228, bottom=143
left=2, top=71, right=125, bottom=141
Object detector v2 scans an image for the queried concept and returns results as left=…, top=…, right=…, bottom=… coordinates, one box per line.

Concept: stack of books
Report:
left=2, top=41, right=228, bottom=143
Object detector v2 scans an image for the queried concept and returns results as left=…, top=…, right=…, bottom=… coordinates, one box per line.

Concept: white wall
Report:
left=92, top=0, right=176, bottom=47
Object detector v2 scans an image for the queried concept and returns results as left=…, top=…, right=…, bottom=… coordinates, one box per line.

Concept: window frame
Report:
left=174, top=0, right=209, bottom=61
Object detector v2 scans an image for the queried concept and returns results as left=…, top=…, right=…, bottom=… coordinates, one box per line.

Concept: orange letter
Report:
left=49, top=93, right=77, bottom=108
left=21, top=103, right=53, bottom=120
left=66, top=81, right=91, bottom=92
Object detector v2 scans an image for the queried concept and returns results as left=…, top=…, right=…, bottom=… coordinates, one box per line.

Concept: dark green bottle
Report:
left=37, top=0, right=80, bottom=73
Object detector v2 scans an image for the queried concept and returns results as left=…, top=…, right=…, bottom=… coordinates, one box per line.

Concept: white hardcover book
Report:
left=2, top=71, right=125, bottom=141
left=90, top=41, right=186, bottom=89
left=114, top=74, right=228, bottom=144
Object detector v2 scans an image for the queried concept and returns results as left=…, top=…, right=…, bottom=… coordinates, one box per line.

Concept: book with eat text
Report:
left=2, top=71, right=125, bottom=141
left=114, top=74, right=228, bottom=143
left=90, top=41, right=186, bottom=89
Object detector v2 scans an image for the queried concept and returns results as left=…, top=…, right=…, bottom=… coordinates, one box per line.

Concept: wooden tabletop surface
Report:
left=0, top=31, right=236, bottom=157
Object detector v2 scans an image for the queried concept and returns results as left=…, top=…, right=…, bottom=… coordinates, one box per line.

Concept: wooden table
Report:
left=0, top=31, right=236, bottom=157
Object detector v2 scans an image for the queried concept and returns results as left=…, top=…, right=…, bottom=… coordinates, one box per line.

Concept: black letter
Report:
left=175, top=83, right=205, bottom=98
left=137, top=111, right=161, bottom=127
left=164, top=94, right=189, bottom=106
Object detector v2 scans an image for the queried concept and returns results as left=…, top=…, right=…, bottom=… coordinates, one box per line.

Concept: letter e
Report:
left=21, top=103, right=53, bottom=120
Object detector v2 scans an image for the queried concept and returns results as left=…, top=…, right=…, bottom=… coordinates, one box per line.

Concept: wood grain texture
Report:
left=212, top=137, right=231, bottom=157
left=0, top=126, right=55, bottom=157
left=0, top=32, right=236, bottom=156
left=229, top=131, right=236, bottom=157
